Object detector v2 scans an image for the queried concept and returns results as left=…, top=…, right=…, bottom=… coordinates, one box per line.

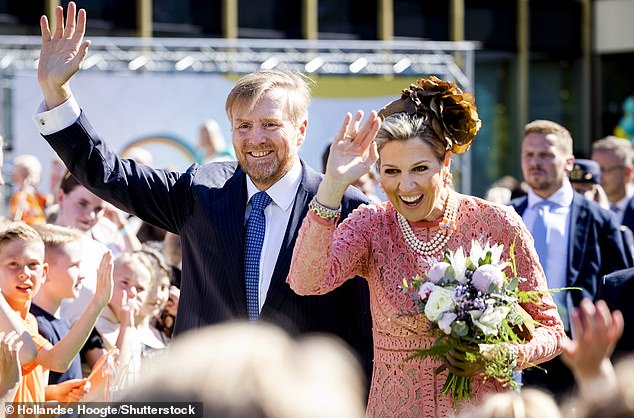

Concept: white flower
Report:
left=472, top=264, right=505, bottom=294
left=470, top=306, right=511, bottom=336
left=448, top=248, right=468, bottom=283
left=469, top=240, right=487, bottom=265
left=438, top=312, right=458, bottom=335
left=424, top=287, right=456, bottom=321
left=469, top=240, right=508, bottom=268
left=427, top=262, right=452, bottom=284
left=418, top=282, right=436, bottom=300
left=489, top=243, right=505, bottom=265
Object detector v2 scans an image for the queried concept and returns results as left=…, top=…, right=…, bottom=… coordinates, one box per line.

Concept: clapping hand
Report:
left=317, top=111, right=381, bottom=209
left=118, top=289, right=143, bottom=329
left=38, top=1, right=91, bottom=109
left=0, top=330, right=22, bottom=400
left=561, top=299, right=623, bottom=383
left=93, top=251, right=114, bottom=310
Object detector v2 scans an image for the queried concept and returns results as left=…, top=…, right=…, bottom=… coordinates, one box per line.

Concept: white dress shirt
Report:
left=34, top=95, right=303, bottom=314
left=245, top=161, right=302, bottom=313
left=523, top=182, right=574, bottom=294
left=611, top=184, right=634, bottom=225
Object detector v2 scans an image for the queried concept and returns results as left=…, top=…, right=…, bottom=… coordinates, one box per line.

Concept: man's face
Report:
left=0, top=240, right=47, bottom=313
left=57, top=185, right=106, bottom=232
left=231, top=88, right=307, bottom=190
left=521, top=133, right=574, bottom=198
left=591, top=149, right=627, bottom=202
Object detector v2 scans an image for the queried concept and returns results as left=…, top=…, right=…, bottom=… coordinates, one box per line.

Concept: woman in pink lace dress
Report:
left=287, top=77, right=565, bottom=418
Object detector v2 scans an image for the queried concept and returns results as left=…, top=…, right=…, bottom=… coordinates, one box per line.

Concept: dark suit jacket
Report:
left=621, top=195, right=634, bottom=233
left=43, top=112, right=374, bottom=383
left=510, top=192, right=630, bottom=306
left=510, top=192, right=630, bottom=396
left=598, top=267, right=634, bottom=358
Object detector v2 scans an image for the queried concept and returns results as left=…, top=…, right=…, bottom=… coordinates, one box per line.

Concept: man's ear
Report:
left=296, top=119, right=308, bottom=147
left=625, top=165, right=634, bottom=183
left=41, top=262, right=49, bottom=285
left=565, top=156, right=575, bottom=174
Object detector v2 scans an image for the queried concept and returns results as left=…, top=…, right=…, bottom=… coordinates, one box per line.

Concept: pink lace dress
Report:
left=287, top=191, right=565, bottom=418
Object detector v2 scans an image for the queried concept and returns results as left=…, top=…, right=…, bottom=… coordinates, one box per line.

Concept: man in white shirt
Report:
left=510, top=119, right=629, bottom=396
left=34, top=2, right=374, bottom=387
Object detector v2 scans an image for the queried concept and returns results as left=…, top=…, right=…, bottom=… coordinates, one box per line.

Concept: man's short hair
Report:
left=32, top=223, right=83, bottom=252
left=225, top=70, right=314, bottom=126
left=0, top=222, right=43, bottom=253
left=524, top=120, right=573, bottom=155
left=592, top=135, right=633, bottom=167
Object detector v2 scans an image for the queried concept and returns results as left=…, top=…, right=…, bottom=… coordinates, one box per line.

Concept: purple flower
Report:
left=472, top=265, right=505, bottom=294
left=418, top=282, right=436, bottom=300
left=427, top=262, right=451, bottom=284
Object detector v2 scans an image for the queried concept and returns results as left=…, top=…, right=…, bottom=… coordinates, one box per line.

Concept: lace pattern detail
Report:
left=287, top=191, right=565, bottom=417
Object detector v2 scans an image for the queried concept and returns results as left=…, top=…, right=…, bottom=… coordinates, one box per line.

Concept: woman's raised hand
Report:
left=38, top=1, right=91, bottom=109
left=317, top=111, right=381, bottom=209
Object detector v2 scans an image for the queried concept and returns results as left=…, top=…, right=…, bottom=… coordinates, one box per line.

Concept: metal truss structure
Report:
left=0, top=36, right=476, bottom=87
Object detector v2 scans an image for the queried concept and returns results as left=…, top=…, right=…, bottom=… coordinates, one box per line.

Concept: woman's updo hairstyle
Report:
left=376, top=76, right=481, bottom=157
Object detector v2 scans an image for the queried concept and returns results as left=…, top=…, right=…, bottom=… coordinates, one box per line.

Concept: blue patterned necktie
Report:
left=532, top=200, right=554, bottom=276
left=532, top=200, right=567, bottom=322
left=244, top=191, right=272, bottom=321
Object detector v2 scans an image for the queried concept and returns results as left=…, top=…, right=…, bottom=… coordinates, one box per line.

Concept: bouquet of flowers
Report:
left=401, top=239, right=539, bottom=405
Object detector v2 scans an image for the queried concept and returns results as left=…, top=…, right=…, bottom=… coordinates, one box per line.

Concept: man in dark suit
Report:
left=598, top=267, right=634, bottom=358
left=592, top=136, right=634, bottom=232
left=511, top=119, right=630, bottom=396
left=35, top=3, right=374, bottom=384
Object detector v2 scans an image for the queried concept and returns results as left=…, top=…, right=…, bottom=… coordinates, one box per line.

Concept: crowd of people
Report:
left=1, top=2, right=634, bottom=417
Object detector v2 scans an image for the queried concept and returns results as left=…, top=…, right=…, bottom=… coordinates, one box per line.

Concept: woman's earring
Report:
left=443, top=171, right=453, bottom=185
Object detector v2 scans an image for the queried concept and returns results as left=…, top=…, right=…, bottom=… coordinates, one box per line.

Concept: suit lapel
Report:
left=212, top=168, right=248, bottom=316
left=567, top=195, right=590, bottom=287
left=511, top=196, right=528, bottom=216
left=263, top=162, right=321, bottom=312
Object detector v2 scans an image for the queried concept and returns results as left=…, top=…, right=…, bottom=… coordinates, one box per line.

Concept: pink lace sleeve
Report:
left=497, top=205, right=566, bottom=368
left=287, top=205, right=373, bottom=295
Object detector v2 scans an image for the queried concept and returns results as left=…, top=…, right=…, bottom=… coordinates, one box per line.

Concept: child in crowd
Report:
left=0, top=222, right=113, bottom=403
left=82, top=251, right=152, bottom=391
left=10, top=155, right=49, bottom=225
left=134, top=246, right=171, bottom=353
left=29, top=224, right=91, bottom=401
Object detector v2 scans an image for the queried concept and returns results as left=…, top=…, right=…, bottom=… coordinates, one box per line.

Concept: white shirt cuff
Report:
left=33, top=96, right=81, bottom=135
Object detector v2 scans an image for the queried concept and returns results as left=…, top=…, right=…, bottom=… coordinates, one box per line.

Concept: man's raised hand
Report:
left=38, top=1, right=90, bottom=109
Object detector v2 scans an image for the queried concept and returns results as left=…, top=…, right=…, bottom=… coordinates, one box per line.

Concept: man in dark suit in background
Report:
left=510, top=119, right=629, bottom=397
left=592, top=136, right=634, bottom=232
left=34, top=3, right=374, bottom=384
left=598, top=267, right=634, bottom=358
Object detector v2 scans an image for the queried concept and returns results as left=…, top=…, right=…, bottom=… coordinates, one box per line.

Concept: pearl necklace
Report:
left=396, top=192, right=458, bottom=257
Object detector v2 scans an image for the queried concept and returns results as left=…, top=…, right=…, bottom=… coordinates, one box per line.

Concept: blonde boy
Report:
left=0, top=222, right=112, bottom=402
left=31, top=224, right=89, bottom=400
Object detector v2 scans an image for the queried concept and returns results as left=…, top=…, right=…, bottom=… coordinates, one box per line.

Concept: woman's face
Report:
left=378, top=137, right=449, bottom=222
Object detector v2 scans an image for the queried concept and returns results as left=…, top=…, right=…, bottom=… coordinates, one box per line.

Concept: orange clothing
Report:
left=10, top=190, right=47, bottom=225
left=13, top=312, right=52, bottom=403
